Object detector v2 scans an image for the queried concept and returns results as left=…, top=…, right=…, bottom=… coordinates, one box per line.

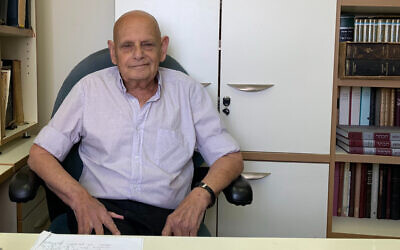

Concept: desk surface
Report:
left=1, top=233, right=400, bottom=250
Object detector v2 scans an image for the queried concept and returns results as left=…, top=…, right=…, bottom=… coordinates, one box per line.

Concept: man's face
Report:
left=109, top=16, right=168, bottom=85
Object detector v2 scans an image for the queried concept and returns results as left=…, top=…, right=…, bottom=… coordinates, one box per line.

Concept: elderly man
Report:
left=28, top=10, right=243, bottom=236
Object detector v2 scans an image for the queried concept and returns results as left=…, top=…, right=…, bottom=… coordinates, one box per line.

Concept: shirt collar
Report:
left=116, top=68, right=162, bottom=102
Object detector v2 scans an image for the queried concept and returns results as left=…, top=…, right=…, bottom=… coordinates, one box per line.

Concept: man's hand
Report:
left=72, top=192, right=124, bottom=235
left=162, top=187, right=211, bottom=236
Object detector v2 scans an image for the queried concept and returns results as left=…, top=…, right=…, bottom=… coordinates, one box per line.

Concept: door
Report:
left=220, top=0, right=336, bottom=154
left=218, top=161, right=329, bottom=237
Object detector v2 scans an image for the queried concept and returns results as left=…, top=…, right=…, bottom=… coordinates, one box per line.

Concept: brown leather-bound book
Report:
left=380, top=88, right=386, bottom=126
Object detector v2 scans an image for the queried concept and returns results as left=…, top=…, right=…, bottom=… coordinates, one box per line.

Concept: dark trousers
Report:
left=67, top=199, right=174, bottom=235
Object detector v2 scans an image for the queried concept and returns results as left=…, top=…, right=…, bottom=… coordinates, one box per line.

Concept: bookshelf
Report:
left=0, top=0, right=40, bottom=233
left=328, top=0, right=400, bottom=239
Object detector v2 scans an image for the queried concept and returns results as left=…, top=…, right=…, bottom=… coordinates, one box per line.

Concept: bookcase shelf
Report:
left=0, top=122, right=37, bottom=146
left=328, top=0, right=400, bottom=239
left=337, top=79, right=400, bottom=88
left=0, top=25, right=34, bottom=38
left=335, top=146, right=400, bottom=164
left=331, top=216, right=400, bottom=238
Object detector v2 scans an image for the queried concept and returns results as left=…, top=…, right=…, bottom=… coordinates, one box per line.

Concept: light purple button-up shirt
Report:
left=34, top=66, right=239, bottom=209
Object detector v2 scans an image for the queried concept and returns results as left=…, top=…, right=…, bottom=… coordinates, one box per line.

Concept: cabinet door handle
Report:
left=227, top=83, right=274, bottom=92
left=201, top=82, right=211, bottom=87
left=241, top=172, right=271, bottom=180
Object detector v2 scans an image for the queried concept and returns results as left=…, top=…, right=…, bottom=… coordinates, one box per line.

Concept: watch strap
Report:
left=195, top=182, right=216, bottom=208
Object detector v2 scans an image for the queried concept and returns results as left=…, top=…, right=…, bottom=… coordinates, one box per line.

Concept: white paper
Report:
left=31, top=231, right=144, bottom=250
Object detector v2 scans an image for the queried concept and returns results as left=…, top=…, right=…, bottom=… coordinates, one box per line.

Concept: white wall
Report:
left=36, top=0, right=115, bottom=129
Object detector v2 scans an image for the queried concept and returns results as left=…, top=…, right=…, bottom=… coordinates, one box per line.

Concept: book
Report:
left=389, top=89, right=395, bottom=126
left=386, top=166, right=392, bottom=219
left=378, top=166, right=388, bottom=219
left=353, top=163, right=362, bottom=217
left=370, top=88, right=376, bottom=126
left=6, top=0, right=25, bottom=27
left=371, top=164, right=380, bottom=218
left=360, top=87, right=371, bottom=126
left=390, top=166, right=400, bottom=220
left=333, top=163, right=341, bottom=216
left=337, top=125, right=400, bottom=141
left=336, top=134, right=400, bottom=148
left=0, top=0, right=7, bottom=24
left=340, top=15, right=355, bottom=42
left=342, top=162, right=351, bottom=217
left=0, top=69, right=11, bottom=138
left=365, top=164, right=373, bottom=218
left=350, top=87, right=361, bottom=125
left=339, top=86, right=351, bottom=125
left=349, top=163, right=356, bottom=217
left=337, top=140, right=400, bottom=156
left=359, top=164, right=368, bottom=218
left=375, top=88, right=382, bottom=126
left=337, top=162, right=345, bottom=216
left=395, top=89, right=400, bottom=126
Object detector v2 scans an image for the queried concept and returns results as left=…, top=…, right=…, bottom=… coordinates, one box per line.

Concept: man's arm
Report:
left=28, top=144, right=122, bottom=235
left=162, top=151, right=243, bottom=236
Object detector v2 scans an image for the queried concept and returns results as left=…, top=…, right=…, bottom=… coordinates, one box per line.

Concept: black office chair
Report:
left=9, top=49, right=252, bottom=236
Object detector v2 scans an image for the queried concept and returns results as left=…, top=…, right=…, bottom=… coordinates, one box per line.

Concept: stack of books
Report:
left=337, top=125, right=400, bottom=156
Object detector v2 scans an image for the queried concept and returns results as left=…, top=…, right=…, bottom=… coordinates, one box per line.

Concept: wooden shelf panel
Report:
left=0, top=122, right=37, bottom=146
left=0, top=136, right=35, bottom=168
left=337, top=79, right=400, bottom=88
left=335, top=146, right=400, bottom=164
left=341, top=0, right=400, bottom=14
left=0, top=25, right=34, bottom=37
left=242, top=151, right=330, bottom=163
left=341, top=0, right=400, bottom=8
left=332, top=216, right=400, bottom=238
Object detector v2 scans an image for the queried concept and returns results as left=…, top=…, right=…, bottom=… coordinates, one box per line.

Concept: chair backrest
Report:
left=45, top=49, right=192, bottom=221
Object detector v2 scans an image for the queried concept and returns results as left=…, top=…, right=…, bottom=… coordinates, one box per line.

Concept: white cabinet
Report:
left=218, top=161, right=329, bottom=237
left=114, top=0, right=220, bottom=105
left=219, top=0, right=336, bottom=154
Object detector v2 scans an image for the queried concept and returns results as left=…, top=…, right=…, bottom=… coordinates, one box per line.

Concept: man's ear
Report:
left=159, top=36, right=169, bottom=62
left=108, top=40, right=118, bottom=65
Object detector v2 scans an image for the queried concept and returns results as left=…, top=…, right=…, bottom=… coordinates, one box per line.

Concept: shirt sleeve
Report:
left=34, top=81, right=85, bottom=161
left=190, top=82, right=240, bottom=166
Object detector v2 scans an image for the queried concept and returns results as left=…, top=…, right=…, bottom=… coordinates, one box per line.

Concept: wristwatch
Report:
left=194, top=182, right=216, bottom=208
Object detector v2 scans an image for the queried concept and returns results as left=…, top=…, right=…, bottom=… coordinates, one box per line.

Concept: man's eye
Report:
left=121, top=44, right=132, bottom=48
left=143, top=43, right=154, bottom=48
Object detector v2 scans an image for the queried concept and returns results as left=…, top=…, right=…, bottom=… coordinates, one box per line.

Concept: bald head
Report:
left=113, top=10, right=162, bottom=44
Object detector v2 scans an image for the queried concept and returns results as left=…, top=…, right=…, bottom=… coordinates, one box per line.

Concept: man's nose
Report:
left=132, top=44, right=144, bottom=59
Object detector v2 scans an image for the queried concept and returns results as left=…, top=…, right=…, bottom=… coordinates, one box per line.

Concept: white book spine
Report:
left=350, top=87, right=361, bottom=125
left=368, top=19, right=373, bottom=42
left=339, top=87, right=351, bottom=125
left=363, top=19, right=368, bottom=42
left=384, top=19, right=391, bottom=42
left=370, top=164, right=379, bottom=219
left=396, top=19, right=400, bottom=43
left=377, top=19, right=384, bottom=42
left=354, top=18, right=360, bottom=42
left=372, top=19, right=377, bottom=42
left=391, top=19, right=396, bottom=42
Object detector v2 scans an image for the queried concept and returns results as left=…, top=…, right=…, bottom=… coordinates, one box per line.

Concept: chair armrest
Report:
left=193, top=167, right=253, bottom=206
left=9, top=165, right=43, bottom=202
left=222, top=175, right=253, bottom=206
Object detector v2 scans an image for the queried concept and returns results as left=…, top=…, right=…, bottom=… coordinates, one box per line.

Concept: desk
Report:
left=1, top=233, right=400, bottom=250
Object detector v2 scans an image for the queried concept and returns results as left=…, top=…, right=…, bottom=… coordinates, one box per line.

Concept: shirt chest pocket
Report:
left=155, top=128, right=191, bottom=173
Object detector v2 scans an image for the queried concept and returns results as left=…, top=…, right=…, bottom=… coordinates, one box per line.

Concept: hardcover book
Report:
left=337, top=125, right=400, bottom=141
left=337, top=140, right=400, bottom=156
left=336, top=134, right=400, bottom=148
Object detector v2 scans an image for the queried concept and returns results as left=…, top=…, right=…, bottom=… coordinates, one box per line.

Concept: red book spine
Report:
left=386, top=166, right=392, bottom=219
left=359, top=165, right=368, bottom=218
